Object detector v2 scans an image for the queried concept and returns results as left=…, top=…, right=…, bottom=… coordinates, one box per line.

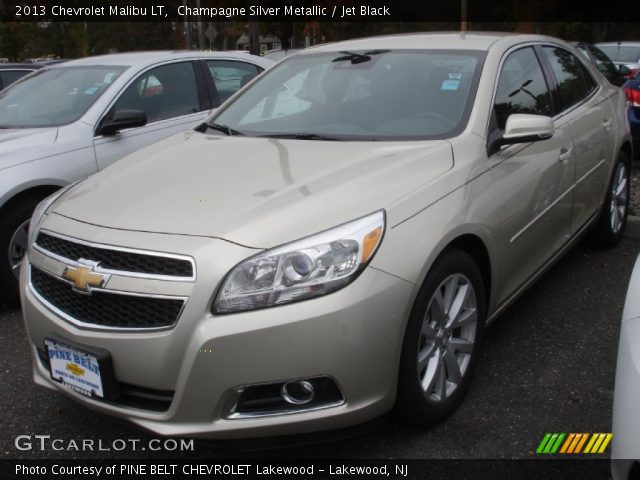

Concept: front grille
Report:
left=37, top=349, right=173, bottom=412
left=36, top=232, right=193, bottom=278
left=31, top=267, right=184, bottom=329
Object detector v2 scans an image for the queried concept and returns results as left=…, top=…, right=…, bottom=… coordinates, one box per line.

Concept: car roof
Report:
left=56, top=50, right=271, bottom=68
left=303, top=32, right=560, bottom=53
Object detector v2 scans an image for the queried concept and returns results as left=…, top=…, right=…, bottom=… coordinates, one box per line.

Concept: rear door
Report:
left=540, top=45, right=616, bottom=234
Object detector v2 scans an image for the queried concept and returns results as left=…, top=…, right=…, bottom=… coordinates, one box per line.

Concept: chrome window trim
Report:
left=28, top=265, right=188, bottom=333
left=34, top=229, right=196, bottom=282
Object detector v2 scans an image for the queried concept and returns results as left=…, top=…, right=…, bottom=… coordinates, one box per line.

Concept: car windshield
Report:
left=0, top=65, right=126, bottom=128
left=211, top=49, right=485, bottom=141
left=598, top=45, right=640, bottom=63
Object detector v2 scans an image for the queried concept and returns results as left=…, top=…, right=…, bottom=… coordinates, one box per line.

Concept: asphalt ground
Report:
left=1, top=233, right=638, bottom=465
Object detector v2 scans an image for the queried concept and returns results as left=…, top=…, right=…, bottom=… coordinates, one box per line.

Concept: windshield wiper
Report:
left=332, top=49, right=390, bottom=64
left=206, top=122, right=245, bottom=136
left=258, top=133, right=344, bottom=141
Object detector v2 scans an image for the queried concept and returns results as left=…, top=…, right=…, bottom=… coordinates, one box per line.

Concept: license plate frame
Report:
left=44, top=335, right=120, bottom=400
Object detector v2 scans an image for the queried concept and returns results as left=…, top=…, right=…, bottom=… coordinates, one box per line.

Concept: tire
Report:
left=396, top=248, right=486, bottom=428
left=590, top=151, right=630, bottom=248
left=0, top=196, right=43, bottom=305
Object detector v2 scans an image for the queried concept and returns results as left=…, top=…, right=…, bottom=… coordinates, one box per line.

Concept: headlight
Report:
left=214, top=210, right=385, bottom=314
left=27, top=183, right=77, bottom=247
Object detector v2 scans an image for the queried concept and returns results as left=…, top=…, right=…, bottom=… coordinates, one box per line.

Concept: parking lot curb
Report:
left=626, top=215, right=640, bottom=240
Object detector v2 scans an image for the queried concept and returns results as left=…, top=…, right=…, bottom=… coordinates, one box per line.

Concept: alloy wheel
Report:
left=610, top=161, right=628, bottom=235
left=417, top=273, right=478, bottom=402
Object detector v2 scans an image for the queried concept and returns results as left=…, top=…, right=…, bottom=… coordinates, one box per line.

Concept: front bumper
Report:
left=21, top=214, right=415, bottom=438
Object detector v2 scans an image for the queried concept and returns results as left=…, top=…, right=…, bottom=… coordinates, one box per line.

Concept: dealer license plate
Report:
left=44, top=338, right=104, bottom=398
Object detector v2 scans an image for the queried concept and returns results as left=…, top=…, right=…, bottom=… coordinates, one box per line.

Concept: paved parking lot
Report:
left=1, top=236, right=638, bottom=461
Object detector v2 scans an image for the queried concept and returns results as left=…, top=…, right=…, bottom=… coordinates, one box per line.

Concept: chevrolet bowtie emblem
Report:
left=62, top=262, right=108, bottom=294
left=65, top=363, right=85, bottom=377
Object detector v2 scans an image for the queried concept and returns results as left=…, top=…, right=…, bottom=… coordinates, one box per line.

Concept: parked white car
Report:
left=0, top=51, right=273, bottom=302
left=596, top=42, right=640, bottom=73
left=612, top=254, right=640, bottom=479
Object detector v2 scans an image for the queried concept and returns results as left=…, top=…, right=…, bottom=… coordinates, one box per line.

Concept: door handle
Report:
left=559, top=146, right=573, bottom=162
left=602, top=118, right=614, bottom=130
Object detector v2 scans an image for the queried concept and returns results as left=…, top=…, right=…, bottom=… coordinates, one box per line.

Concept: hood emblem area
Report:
left=61, top=259, right=110, bottom=295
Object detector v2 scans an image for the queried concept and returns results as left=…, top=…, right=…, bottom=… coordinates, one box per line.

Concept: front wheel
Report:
left=396, top=248, right=486, bottom=427
left=0, top=196, right=42, bottom=305
left=590, top=151, right=630, bottom=247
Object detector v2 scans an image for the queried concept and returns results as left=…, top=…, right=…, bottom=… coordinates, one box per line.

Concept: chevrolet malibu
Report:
left=0, top=50, right=272, bottom=304
left=21, top=33, right=631, bottom=438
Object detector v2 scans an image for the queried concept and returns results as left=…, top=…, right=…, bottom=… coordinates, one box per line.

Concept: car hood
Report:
left=53, top=131, right=453, bottom=248
left=0, top=127, right=58, bottom=170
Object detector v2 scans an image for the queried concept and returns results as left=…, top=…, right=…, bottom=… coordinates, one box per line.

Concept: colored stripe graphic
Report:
left=574, top=433, right=589, bottom=453
left=537, top=433, right=612, bottom=454
left=597, top=434, right=613, bottom=453
left=537, top=433, right=565, bottom=454
left=559, top=433, right=575, bottom=453
left=536, top=433, right=552, bottom=454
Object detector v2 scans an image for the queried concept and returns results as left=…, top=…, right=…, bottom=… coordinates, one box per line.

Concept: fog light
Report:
left=281, top=380, right=315, bottom=405
left=225, top=376, right=344, bottom=418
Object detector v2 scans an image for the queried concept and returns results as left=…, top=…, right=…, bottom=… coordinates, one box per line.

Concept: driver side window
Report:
left=494, top=47, right=552, bottom=130
left=111, top=62, right=200, bottom=124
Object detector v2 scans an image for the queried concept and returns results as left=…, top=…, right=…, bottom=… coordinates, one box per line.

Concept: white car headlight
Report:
left=214, top=210, right=385, bottom=314
left=27, top=183, right=77, bottom=247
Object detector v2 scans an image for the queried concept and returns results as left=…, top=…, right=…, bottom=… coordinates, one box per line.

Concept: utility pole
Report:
left=461, top=0, right=468, bottom=32
left=249, top=22, right=260, bottom=55
left=196, top=0, right=205, bottom=49
left=183, top=0, right=192, bottom=49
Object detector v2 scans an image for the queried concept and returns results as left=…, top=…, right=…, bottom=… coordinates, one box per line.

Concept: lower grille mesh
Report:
left=31, top=267, right=184, bottom=329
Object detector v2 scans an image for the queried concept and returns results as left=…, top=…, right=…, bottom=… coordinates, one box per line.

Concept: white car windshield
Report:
left=211, top=49, right=485, bottom=140
left=0, top=65, right=126, bottom=128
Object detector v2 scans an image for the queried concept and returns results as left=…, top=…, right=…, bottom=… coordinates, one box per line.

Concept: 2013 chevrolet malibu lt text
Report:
left=21, top=33, right=631, bottom=438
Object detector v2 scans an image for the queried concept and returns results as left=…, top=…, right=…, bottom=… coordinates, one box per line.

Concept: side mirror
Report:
left=488, top=114, right=554, bottom=156
left=618, top=65, right=631, bottom=75
left=97, top=109, right=147, bottom=136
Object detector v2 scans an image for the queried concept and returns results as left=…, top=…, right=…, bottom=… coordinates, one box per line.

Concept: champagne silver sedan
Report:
left=21, top=32, right=631, bottom=438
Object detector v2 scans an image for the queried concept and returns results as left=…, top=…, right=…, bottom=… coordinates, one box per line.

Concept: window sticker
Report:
left=441, top=79, right=460, bottom=91
left=84, top=86, right=98, bottom=95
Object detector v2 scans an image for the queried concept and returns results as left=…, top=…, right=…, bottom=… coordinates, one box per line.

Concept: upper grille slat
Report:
left=35, top=232, right=193, bottom=278
left=30, top=267, right=184, bottom=329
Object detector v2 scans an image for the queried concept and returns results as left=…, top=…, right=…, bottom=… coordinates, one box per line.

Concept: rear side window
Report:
left=206, top=60, right=262, bottom=104
left=542, top=47, right=596, bottom=113
left=587, top=45, right=619, bottom=77
left=494, top=47, right=552, bottom=130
